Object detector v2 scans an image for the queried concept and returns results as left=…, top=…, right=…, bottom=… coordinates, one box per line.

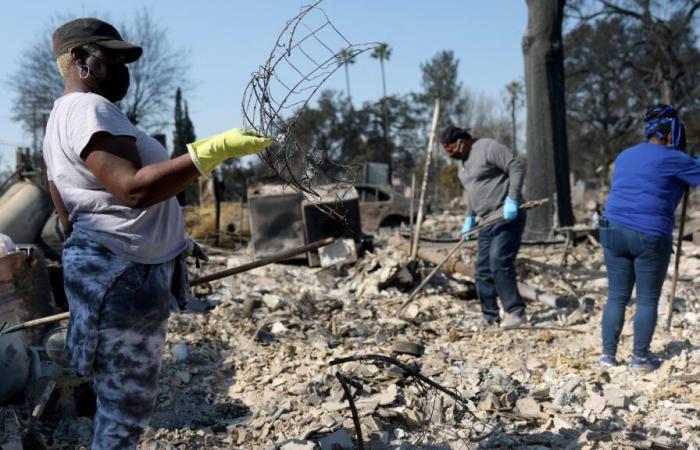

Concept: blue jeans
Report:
left=476, top=213, right=526, bottom=320
left=599, top=218, right=672, bottom=359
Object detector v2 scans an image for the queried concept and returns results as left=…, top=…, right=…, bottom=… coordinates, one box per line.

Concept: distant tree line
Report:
left=565, top=0, right=700, bottom=180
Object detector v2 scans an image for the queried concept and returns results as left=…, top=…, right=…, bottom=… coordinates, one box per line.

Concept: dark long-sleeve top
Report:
left=457, top=138, right=525, bottom=218
left=605, top=142, right=700, bottom=239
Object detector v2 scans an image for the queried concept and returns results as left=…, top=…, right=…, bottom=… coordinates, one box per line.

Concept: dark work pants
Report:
left=599, top=218, right=671, bottom=359
left=475, top=213, right=526, bottom=321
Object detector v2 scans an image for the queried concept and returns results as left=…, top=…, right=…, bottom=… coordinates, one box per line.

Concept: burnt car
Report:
left=355, top=183, right=416, bottom=231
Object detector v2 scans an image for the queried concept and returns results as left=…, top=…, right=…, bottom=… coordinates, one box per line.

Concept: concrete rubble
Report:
left=2, top=210, right=700, bottom=449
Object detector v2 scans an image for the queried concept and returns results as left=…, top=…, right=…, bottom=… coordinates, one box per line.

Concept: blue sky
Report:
left=0, top=1, right=528, bottom=170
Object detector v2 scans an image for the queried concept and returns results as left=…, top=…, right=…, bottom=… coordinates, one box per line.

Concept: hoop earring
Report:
left=79, top=65, right=90, bottom=79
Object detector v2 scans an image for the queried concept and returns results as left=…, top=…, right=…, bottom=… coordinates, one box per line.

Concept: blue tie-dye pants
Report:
left=62, top=230, right=190, bottom=449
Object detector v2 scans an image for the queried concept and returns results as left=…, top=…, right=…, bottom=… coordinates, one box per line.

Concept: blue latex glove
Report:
left=461, top=215, right=476, bottom=240
left=694, top=156, right=700, bottom=164
left=503, top=197, right=518, bottom=221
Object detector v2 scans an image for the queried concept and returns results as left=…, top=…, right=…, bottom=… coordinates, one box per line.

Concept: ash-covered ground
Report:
left=2, top=210, right=700, bottom=450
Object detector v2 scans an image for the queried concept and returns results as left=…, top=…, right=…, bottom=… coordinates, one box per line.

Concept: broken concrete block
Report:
left=318, top=429, right=353, bottom=450
left=584, top=393, right=607, bottom=414
left=355, top=398, right=379, bottom=416
left=361, top=417, right=381, bottom=437
left=479, top=392, right=501, bottom=411
left=171, top=343, right=188, bottom=363
left=242, top=297, right=262, bottom=316
left=374, top=384, right=397, bottom=406
left=279, top=439, right=316, bottom=450
left=603, top=386, right=627, bottom=408
left=321, top=401, right=347, bottom=412
left=402, top=303, right=420, bottom=320
left=530, top=386, right=551, bottom=400
left=516, top=397, right=541, bottom=418
left=552, top=414, right=574, bottom=430
left=319, top=239, right=357, bottom=267
left=176, top=370, right=192, bottom=384
left=262, top=294, right=284, bottom=311
left=391, top=341, right=425, bottom=357
left=271, top=321, right=288, bottom=335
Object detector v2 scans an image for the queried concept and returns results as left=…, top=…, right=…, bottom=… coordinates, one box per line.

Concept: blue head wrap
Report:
left=644, top=104, right=686, bottom=150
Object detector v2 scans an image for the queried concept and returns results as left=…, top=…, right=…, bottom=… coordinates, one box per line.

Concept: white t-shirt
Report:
left=43, top=92, right=186, bottom=264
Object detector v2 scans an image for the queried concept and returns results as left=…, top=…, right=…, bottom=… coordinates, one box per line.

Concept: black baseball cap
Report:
left=52, top=18, right=142, bottom=63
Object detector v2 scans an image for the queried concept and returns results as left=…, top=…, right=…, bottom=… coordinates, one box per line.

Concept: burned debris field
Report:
left=3, top=1, right=700, bottom=449
left=2, top=194, right=700, bottom=449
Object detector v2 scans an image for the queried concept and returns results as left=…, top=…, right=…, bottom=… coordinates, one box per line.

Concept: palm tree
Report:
left=504, top=81, right=524, bottom=153
left=371, top=43, right=392, bottom=168
left=371, top=43, right=392, bottom=99
left=339, top=49, right=356, bottom=101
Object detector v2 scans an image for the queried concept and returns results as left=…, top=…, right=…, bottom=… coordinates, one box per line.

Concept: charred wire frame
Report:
left=331, top=354, right=517, bottom=449
left=241, top=1, right=377, bottom=225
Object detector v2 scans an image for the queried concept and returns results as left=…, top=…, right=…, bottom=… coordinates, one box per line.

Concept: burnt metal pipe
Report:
left=191, top=236, right=335, bottom=286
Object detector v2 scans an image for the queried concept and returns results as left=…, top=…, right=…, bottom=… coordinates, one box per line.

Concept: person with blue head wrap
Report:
left=599, top=104, right=700, bottom=374
left=643, top=104, right=687, bottom=150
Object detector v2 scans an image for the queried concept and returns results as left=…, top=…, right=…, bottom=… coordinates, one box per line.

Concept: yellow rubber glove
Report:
left=187, top=128, right=272, bottom=175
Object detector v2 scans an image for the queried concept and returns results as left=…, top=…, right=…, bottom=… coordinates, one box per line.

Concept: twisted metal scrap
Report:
left=241, top=1, right=376, bottom=199
left=331, top=354, right=515, bottom=448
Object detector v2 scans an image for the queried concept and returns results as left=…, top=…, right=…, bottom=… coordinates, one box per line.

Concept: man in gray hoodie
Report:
left=441, top=125, right=527, bottom=328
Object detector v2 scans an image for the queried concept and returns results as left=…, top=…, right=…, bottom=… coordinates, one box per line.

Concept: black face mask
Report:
left=85, top=52, right=130, bottom=103
left=98, top=62, right=130, bottom=103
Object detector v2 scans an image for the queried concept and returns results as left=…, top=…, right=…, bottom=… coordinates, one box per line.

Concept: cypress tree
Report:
left=172, top=87, right=187, bottom=159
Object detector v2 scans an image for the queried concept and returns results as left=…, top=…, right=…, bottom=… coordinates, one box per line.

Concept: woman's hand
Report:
left=187, top=128, right=272, bottom=175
